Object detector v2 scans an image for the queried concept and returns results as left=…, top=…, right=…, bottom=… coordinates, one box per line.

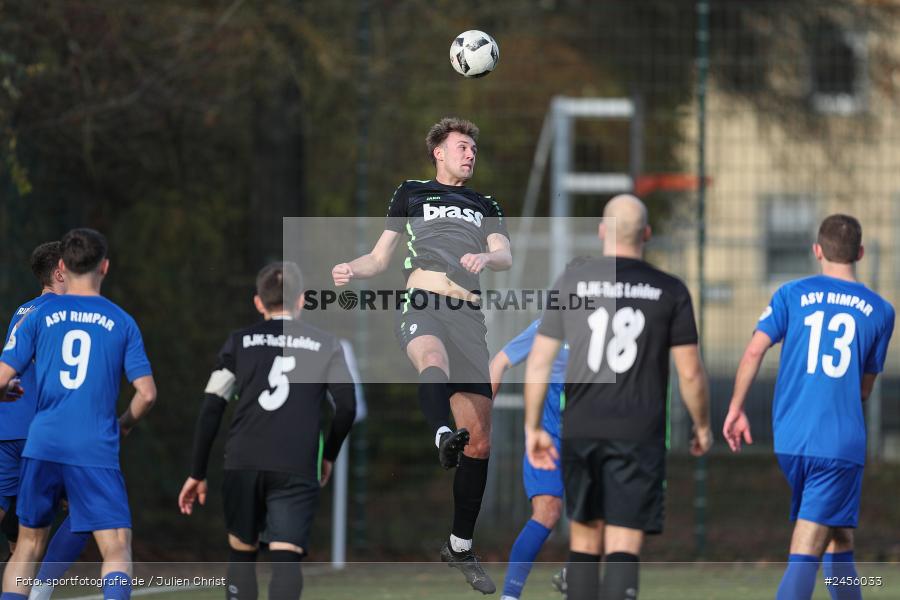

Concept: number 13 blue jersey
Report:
left=0, top=295, right=152, bottom=469
left=757, top=275, right=894, bottom=465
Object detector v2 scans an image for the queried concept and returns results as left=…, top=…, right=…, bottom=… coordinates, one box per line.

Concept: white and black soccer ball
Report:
left=449, top=30, right=499, bottom=78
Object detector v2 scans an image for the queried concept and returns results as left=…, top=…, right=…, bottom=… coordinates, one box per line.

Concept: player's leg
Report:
left=223, top=470, right=265, bottom=600
left=602, top=526, right=643, bottom=600
left=440, top=390, right=495, bottom=594
left=28, top=510, right=91, bottom=600
left=775, top=454, right=858, bottom=600
left=596, top=440, right=664, bottom=600
left=567, top=519, right=603, bottom=600
left=448, top=391, right=491, bottom=548
left=501, top=495, right=562, bottom=600
left=1, top=525, right=51, bottom=599
left=502, top=434, right=564, bottom=600
left=61, top=464, right=133, bottom=599
left=260, top=472, right=319, bottom=600
left=3, top=459, right=64, bottom=598
left=562, top=438, right=605, bottom=600
left=823, top=528, right=860, bottom=600
left=0, top=501, right=17, bottom=556
left=92, top=529, right=133, bottom=600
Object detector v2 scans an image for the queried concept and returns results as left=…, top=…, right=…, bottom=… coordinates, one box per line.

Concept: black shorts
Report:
left=223, top=469, right=320, bottom=554
left=562, top=438, right=666, bottom=534
left=394, top=290, right=491, bottom=398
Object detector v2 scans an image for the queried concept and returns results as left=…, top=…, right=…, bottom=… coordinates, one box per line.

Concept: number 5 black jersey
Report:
left=538, top=257, right=698, bottom=442
left=205, top=318, right=353, bottom=478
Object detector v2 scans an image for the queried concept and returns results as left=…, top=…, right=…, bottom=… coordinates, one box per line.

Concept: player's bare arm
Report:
left=723, top=330, right=773, bottom=452
left=332, top=229, right=402, bottom=285
left=119, top=375, right=158, bottom=436
left=460, top=232, right=511, bottom=274
left=488, top=350, right=512, bottom=398
left=523, top=334, right=561, bottom=469
left=671, top=344, right=713, bottom=456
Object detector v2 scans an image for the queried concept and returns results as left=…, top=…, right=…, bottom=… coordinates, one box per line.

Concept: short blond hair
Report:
left=425, top=117, right=479, bottom=165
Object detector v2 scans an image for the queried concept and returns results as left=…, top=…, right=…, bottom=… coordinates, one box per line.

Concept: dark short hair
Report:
left=30, top=241, right=62, bottom=287
left=817, top=214, right=862, bottom=264
left=425, top=117, right=479, bottom=165
left=61, top=228, right=108, bottom=275
left=256, top=262, right=304, bottom=311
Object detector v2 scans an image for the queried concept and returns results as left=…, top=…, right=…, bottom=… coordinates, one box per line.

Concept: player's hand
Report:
left=690, top=424, right=713, bottom=456
left=320, top=459, right=334, bottom=487
left=722, top=405, right=753, bottom=453
left=460, top=253, right=489, bottom=274
left=2, top=378, right=24, bottom=402
left=332, top=263, right=354, bottom=286
left=178, top=477, right=208, bottom=515
left=525, top=427, right=558, bottom=470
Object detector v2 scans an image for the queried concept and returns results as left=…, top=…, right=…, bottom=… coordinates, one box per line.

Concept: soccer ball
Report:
left=449, top=30, right=499, bottom=78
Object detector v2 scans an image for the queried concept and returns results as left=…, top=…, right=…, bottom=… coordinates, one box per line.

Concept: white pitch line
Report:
left=65, top=584, right=204, bottom=600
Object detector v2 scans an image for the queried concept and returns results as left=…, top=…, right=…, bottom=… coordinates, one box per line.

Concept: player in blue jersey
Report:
left=724, top=214, right=894, bottom=600
left=0, top=229, right=157, bottom=600
left=1, top=242, right=92, bottom=600
left=1, top=242, right=68, bottom=550
left=490, top=320, right=568, bottom=600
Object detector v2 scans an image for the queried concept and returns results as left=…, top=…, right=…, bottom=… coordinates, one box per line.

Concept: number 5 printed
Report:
left=258, top=355, right=297, bottom=411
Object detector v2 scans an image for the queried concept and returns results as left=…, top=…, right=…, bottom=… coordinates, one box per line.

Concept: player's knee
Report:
left=533, top=497, right=563, bottom=527
left=464, top=436, right=490, bottom=458
left=830, top=528, right=854, bottom=551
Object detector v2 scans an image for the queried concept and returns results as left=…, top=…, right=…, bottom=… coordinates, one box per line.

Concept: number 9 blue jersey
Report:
left=756, top=275, right=894, bottom=465
left=0, top=295, right=152, bottom=470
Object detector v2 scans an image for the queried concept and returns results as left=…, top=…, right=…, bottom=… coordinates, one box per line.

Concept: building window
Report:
left=810, top=22, right=867, bottom=115
left=765, top=194, right=817, bottom=281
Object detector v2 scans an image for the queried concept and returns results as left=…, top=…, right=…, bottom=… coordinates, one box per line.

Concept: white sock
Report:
left=500, top=596, right=519, bottom=600
left=450, top=534, right=472, bottom=553
left=435, top=426, right=452, bottom=448
left=29, top=584, right=55, bottom=600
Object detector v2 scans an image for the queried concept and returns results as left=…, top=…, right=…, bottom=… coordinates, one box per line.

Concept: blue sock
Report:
left=824, top=551, right=862, bottom=600
left=776, top=554, right=820, bottom=600
left=502, top=519, right=552, bottom=598
left=36, top=516, right=91, bottom=582
left=1, top=593, right=28, bottom=600
left=102, top=571, right=132, bottom=600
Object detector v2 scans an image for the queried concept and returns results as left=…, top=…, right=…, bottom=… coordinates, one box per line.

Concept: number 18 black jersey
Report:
left=207, top=318, right=352, bottom=478
left=538, top=257, right=698, bottom=442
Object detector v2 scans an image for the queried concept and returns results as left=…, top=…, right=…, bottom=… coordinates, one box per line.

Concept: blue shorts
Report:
left=777, top=454, right=863, bottom=528
left=523, top=432, right=563, bottom=499
left=0, top=439, right=26, bottom=511
left=17, top=458, right=131, bottom=532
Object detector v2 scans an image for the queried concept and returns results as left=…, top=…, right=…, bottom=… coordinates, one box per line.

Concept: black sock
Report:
left=268, top=550, right=303, bottom=600
left=567, top=551, right=601, bottom=600
left=418, top=366, right=451, bottom=434
left=227, top=548, right=258, bottom=600
left=451, top=454, right=489, bottom=543
left=602, top=552, right=639, bottom=600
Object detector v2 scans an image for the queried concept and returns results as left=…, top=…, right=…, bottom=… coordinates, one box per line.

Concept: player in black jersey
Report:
left=179, top=262, right=356, bottom=600
left=332, top=117, right=510, bottom=593
left=524, top=195, right=713, bottom=600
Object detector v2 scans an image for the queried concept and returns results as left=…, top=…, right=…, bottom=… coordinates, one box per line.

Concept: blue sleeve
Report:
left=0, top=309, right=39, bottom=374
left=756, top=285, right=789, bottom=343
left=124, top=318, right=153, bottom=382
left=865, top=304, right=895, bottom=374
left=502, top=321, right=540, bottom=367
